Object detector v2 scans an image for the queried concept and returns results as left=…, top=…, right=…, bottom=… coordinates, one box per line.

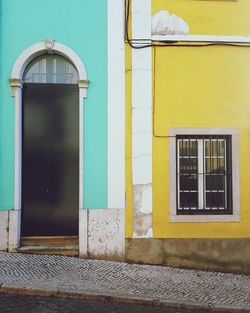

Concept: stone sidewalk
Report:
left=0, top=252, right=249, bottom=312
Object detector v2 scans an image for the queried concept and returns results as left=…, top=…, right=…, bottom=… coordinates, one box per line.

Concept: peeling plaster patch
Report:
left=133, top=227, right=153, bottom=239
left=133, top=184, right=152, bottom=238
left=152, top=10, right=189, bottom=35
left=146, top=227, right=153, bottom=237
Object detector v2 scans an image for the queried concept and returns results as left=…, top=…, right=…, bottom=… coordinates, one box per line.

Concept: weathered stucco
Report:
left=0, top=209, right=21, bottom=252
left=0, top=211, right=9, bottom=250
left=126, top=238, right=250, bottom=274
left=133, top=184, right=152, bottom=238
left=79, top=208, right=125, bottom=261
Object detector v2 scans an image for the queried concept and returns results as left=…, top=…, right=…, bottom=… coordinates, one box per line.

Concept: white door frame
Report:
left=9, top=39, right=88, bottom=250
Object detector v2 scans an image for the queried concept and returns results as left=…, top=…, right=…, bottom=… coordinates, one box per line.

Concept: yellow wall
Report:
left=126, top=0, right=250, bottom=238
left=125, top=41, right=133, bottom=238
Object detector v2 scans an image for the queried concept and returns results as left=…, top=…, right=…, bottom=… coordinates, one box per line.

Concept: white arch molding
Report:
left=9, top=39, right=88, bottom=251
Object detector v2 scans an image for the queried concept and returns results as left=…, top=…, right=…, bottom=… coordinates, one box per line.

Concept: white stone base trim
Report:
left=0, top=208, right=125, bottom=260
left=79, top=209, right=88, bottom=257
left=0, top=210, right=21, bottom=252
left=1, top=208, right=125, bottom=260
left=0, top=211, right=9, bottom=251
left=79, top=208, right=125, bottom=261
left=8, top=210, right=21, bottom=252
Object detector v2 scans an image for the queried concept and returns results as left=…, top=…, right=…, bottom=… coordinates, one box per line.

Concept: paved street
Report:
left=0, top=252, right=249, bottom=312
left=0, top=294, right=220, bottom=313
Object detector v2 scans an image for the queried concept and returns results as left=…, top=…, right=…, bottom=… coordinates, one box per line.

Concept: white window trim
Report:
left=169, top=128, right=240, bottom=223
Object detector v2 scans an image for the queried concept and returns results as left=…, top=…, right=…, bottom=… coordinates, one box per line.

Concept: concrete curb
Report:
left=0, top=285, right=249, bottom=313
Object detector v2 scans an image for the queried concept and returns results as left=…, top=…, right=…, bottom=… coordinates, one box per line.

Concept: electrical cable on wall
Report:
left=125, top=0, right=250, bottom=138
left=125, top=0, right=250, bottom=49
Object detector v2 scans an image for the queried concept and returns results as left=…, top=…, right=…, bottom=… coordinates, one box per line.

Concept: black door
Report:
left=21, top=84, right=79, bottom=236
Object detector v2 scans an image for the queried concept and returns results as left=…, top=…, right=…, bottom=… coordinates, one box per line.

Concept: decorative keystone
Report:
left=44, top=38, right=55, bottom=54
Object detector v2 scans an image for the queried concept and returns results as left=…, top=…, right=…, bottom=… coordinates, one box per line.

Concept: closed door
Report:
left=21, top=83, right=79, bottom=236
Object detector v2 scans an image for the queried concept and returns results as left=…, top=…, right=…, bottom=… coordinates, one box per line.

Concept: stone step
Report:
left=20, top=236, right=79, bottom=247
left=17, top=245, right=79, bottom=257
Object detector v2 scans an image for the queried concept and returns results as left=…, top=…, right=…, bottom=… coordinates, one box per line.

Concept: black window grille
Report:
left=176, top=135, right=232, bottom=215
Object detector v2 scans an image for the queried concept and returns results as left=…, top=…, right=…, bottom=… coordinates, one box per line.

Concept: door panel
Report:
left=21, top=84, right=79, bottom=236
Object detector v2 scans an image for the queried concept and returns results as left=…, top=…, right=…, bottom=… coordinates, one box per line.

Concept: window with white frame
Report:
left=169, top=128, right=240, bottom=222
left=176, top=135, right=232, bottom=214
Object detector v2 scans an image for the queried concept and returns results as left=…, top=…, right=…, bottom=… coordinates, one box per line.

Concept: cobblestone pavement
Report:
left=0, top=294, right=209, bottom=313
left=0, top=252, right=249, bottom=311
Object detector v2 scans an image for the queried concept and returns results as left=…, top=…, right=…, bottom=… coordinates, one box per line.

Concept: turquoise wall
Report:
left=0, top=0, right=108, bottom=209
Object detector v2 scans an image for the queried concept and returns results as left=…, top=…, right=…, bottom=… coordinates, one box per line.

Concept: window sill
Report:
left=170, top=214, right=240, bottom=223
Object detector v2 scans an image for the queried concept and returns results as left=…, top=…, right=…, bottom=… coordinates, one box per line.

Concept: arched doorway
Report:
left=9, top=40, right=88, bottom=252
left=21, top=55, right=79, bottom=237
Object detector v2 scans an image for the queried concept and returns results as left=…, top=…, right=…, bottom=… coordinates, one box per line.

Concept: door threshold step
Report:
left=20, top=236, right=79, bottom=247
left=17, top=245, right=79, bottom=257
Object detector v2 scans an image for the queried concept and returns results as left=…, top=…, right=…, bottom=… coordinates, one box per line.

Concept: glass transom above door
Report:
left=23, top=54, right=79, bottom=84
